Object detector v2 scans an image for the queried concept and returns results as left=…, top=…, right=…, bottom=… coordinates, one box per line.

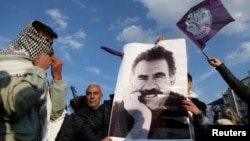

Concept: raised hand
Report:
left=155, top=34, right=165, bottom=45
left=207, top=57, right=222, bottom=67
left=50, top=55, right=63, bottom=80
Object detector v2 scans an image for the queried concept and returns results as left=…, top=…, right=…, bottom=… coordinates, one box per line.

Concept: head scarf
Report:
left=0, top=20, right=54, bottom=59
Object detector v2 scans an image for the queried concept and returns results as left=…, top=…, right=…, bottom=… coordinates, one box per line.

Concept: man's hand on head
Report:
left=50, top=55, right=63, bottom=80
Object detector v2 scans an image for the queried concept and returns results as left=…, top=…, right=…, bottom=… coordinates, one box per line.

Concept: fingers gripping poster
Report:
left=109, top=39, right=192, bottom=141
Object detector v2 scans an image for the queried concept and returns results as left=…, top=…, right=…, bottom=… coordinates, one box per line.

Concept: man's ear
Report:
left=169, top=74, right=176, bottom=86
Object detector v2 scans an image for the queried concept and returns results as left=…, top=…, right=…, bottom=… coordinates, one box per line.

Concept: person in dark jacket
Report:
left=78, top=94, right=114, bottom=141
left=207, top=57, right=250, bottom=125
left=68, top=95, right=87, bottom=113
left=55, top=95, right=87, bottom=141
left=56, top=83, right=103, bottom=141
left=213, top=111, right=222, bottom=124
left=181, top=73, right=210, bottom=141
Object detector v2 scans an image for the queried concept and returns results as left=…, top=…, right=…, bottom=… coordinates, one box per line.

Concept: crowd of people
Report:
left=0, top=20, right=249, bottom=141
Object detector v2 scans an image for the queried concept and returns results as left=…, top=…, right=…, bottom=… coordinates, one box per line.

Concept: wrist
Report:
left=52, top=75, right=62, bottom=80
left=196, top=112, right=205, bottom=119
left=53, top=77, right=62, bottom=80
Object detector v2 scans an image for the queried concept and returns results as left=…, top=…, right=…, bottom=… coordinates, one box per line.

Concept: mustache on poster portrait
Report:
left=140, top=89, right=163, bottom=97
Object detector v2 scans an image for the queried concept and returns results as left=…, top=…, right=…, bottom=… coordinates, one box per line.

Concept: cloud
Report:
left=57, top=29, right=86, bottom=49
left=220, top=0, right=250, bottom=36
left=85, top=66, right=101, bottom=75
left=116, top=25, right=155, bottom=43
left=109, top=17, right=140, bottom=31
left=92, top=17, right=102, bottom=23
left=46, top=8, right=68, bottom=30
left=72, top=0, right=85, bottom=9
left=135, top=0, right=200, bottom=30
left=100, top=84, right=115, bottom=93
left=225, top=41, right=250, bottom=66
left=136, top=0, right=250, bottom=35
left=113, top=0, right=250, bottom=43
left=196, top=68, right=216, bottom=83
left=62, top=50, right=72, bottom=62
left=74, top=29, right=86, bottom=39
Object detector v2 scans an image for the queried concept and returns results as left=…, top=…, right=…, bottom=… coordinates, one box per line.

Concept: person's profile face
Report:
left=187, top=80, right=192, bottom=94
left=39, top=32, right=53, bottom=46
left=132, top=59, right=172, bottom=110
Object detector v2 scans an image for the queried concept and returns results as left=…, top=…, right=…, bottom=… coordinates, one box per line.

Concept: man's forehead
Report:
left=134, top=59, right=168, bottom=70
left=87, top=86, right=100, bottom=91
left=138, top=58, right=167, bottom=65
left=87, top=90, right=100, bottom=93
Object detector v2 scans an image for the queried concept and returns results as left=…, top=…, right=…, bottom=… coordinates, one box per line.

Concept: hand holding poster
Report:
left=108, top=39, right=192, bottom=141
left=176, top=0, right=235, bottom=50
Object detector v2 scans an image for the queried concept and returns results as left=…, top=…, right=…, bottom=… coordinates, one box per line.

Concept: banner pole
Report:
left=201, top=50, right=209, bottom=59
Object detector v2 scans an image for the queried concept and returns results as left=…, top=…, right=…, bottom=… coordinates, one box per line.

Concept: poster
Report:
left=109, top=39, right=192, bottom=141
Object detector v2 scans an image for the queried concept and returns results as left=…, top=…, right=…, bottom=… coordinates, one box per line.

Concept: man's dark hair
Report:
left=132, top=46, right=176, bottom=77
left=32, top=20, right=58, bottom=39
left=188, top=73, right=192, bottom=82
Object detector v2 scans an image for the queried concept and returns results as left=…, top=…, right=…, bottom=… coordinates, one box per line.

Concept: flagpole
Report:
left=201, top=50, right=209, bottom=59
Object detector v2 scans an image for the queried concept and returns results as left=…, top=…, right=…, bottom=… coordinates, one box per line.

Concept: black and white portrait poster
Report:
left=109, top=39, right=192, bottom=141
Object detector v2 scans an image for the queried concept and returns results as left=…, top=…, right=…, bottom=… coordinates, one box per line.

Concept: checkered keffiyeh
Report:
left=0, top=20, right=54, bottom=59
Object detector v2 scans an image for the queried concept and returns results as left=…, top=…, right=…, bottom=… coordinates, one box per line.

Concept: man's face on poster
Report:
left=132, top=58, right=173, bottom=110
